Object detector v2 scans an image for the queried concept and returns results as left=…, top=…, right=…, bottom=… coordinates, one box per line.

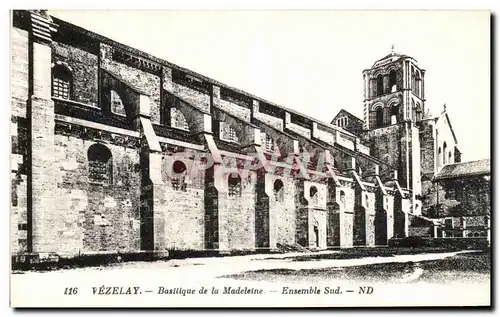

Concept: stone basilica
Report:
left=11, top=10, right=490, bottom=260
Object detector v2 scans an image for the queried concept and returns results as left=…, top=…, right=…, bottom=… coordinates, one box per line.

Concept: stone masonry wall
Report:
left=51, top=134, right=141, bottom=256
left=163, top=67, right=211, bottom=113
left=161, top=150, right=206, bottom=250
left=304, top=180, right=328, bottom=249
left=11, top=117, right=28, bottom=253
left=368, top=125, right=405, bottom=184
left=52, top=42, right=99, bottom=107
left=218, top=167, right=257, bottom=251
left=364, top=190, right=376, bottom=246
left=101, top=44, right=161, bottom=123
left=269, top=175, right=296, bottom=247
left=338, top=184, right=355, bottom=248
left=315, top=127, right=335, bottom=146
left=11, top=27, right=29, bottom=118
left=254, top=112, right=284, bottom=131
left=419, top=120, right=435, bottom=177
left=11, top=173, right=28, bottom=253
left=219, top=98, right=251, bottom=122
left=287, top=121, right=311, bottom=139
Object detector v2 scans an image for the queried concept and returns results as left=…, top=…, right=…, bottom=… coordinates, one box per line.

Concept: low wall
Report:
left=389, top=237, right=489, bottom=250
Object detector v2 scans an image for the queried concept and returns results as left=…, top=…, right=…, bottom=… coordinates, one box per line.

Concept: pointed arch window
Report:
left=52, top=64, right=72, bottom=100
left=438, top=147, right=442, bottom=167
left=88, top=143, right=113, bottom=185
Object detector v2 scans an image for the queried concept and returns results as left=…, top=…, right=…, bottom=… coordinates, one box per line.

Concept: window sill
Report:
left=111, top=111, right=127, bottom=118
left=170, top=125, right=190, bottom=132
left=52, top=97, right=101, bottom=110
left=221, top=138, right=240, bottom=145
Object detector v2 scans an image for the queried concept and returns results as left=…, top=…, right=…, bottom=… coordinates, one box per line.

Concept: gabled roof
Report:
left=440, top=109, right=458, bottom=144
left=331, top=109, right=364, bottom=125
left=433, top=159, right=490, bottom=181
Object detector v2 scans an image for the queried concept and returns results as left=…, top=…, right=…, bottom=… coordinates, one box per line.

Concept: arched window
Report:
left=110, top=90, right=126, bottom=116
left=376, top=75, right=384, bottom=96
left=371, top=79, right=378, bottom=98
left=389, top=70, right=397, bottom=92
left=448, top=152, right=452, bottom=164
left=223, top=123, right=239, bottom=143
left=376, top=107, right=384, bottom=127
left=411, top=67, right=416, bottom=95
left=415, top=103, right=422, bottom=122
left=474, top=232, right=480, bottom=237
left=337, top=116, right=348, bottom=128
left=443, top=142, right=448, bottom=165
left=339, top=190, right=346, bottom=209
left=88, top=143, right=112, bottom=185
left=467, top=232, right=473, bottom=238
left=273, top=179, right=284, bottom=202
left=438, top=147, right=442, bottom=167
left=171, top=108, right=189, bottom=131
left=52, top=64, right=72, bottom=99
left=228, top=173, right=242, bottom=197
left=411, top=99, right=416, bottom=121
left=310, top=186, right=318, bottom=204
left=261, top=132, right=274, bottom=152
left=365, top=194, right=369, bottom=208
left=415, top=72, right=421, bottom=97
left=171, top=160, right=187, bottom=191
left=391, top=104, right=399, bottom=124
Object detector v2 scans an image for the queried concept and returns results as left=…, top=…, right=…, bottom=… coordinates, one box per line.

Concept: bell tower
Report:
left=362, top=45, right=426, bottom=130
left=362, top=47, right=425, bottom=215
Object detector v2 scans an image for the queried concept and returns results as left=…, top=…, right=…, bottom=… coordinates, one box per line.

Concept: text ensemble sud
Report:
left=156, top=286, right=342, bottom=296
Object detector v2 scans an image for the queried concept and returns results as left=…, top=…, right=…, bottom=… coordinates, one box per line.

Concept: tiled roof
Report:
left=434, top=159, right=490, bottom=181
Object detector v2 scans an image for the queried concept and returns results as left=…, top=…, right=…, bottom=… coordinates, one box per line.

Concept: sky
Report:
left=49, top=10, right=490, bottom=161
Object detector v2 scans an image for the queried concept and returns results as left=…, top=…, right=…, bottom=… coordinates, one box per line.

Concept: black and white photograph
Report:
left=8, top=8, right=491, bottom=308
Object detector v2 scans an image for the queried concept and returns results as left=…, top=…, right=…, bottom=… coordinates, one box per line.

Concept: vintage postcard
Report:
left=9, top=9, right=491, bottom=308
